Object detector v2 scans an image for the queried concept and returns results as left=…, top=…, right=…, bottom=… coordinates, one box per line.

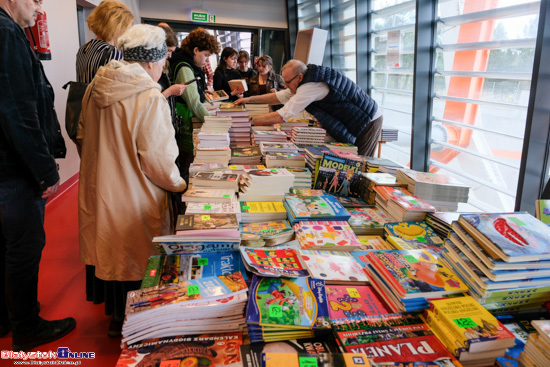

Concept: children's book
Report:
left=429, top=296, right=516, bottom=353
left=246, top=276, right=331, bottom=330
left=283, top=195, right=351, bottom=224
left=314, top=151, right=364, bottom=197
left=240, top=220, right=295, bottom=247
left=458, top=212, right=550, bottom=262
left=293, top=221, right=362, bottom=251
left=535, top=199, right=550, bottom=225
left=347, top=206, right=392, bottom=235
left=386, top=236, right=442, bottom=253
left=325, top=284, right=390, bottom=322
left=384, top=221, right=443, bottom=245
left=141, top=253, right=247, bottom=289
left=240, top=247, right=310, bottom=278
left=366, top=250, right=469, bottom=299
left=298, top=250, right=369, bottom=283
left=356, top=236, right=392, bottom=250
left=117, top=332, right=243, bottom=367
left=240, top=336, right=340, bottom=367
left=262, top=353, right=371, bottom=367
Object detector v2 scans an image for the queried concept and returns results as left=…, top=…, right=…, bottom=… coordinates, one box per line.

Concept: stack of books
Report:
left=174, top=213, right=240, bottom=238
left=363, top=156, right=403, bottom=174
left=519, top=320, right=550, bottom=367
left=346, top=206, right=392, bottom=235
left=285, top=167, right=312, bottom=188
left=385, top=193, right=436, bottom=222
left=396, top=168, right=470, bottom=211
left=290, top=127, right=326, bottom=145
left=324, top=142, right=358, bottom=154
left=184, top=202, right=241, bottom=221
left=239, top=201, right=288, bottom=223
left=264, top=152, right=306, bottom=168
left=283, top=194, right=351, bottom=225
left=181, top=187, right=236, bottom=204
left=239, top=220, right=295, bottom=247
left=217, top=103, right=251, bottom=147
left=372, top=185, right=412, bottom=214
left=245, top=275, right=331, bottom=343
left=423, top=296, right=516, bottom=367
left=121, top=272, right=248, bottom=345
left=239, top=168, right=295, bottom=202
left=194, top=146, right=231, bottom=164
left=188, top=162, right=228, bottom=175
left=259, top=141, right=299, bottom=156
left=294, top=220, right=362, bottom=251
left=278, top=118, right=310, bottom=138
left=229, top=146, right=262, bottom=165
left=195, top=116, right=231, bottom=163
left=357, top=171, right=407, bottom=204
left=244, top=103, right=270, bottom=118
left=188, top=171, right=239, bottom=192
left=442, top=212, right=550, bottom=314
left=253, top=130, right=288, bottom=144
left=304, top=145, right=331, bottom=183
left=381, top=128, right=398, bottom=142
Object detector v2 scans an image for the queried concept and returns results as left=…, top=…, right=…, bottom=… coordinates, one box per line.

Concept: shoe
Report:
left=12, top=317, right=76, bottom=351
left=107, top=318, right=122, bottom=338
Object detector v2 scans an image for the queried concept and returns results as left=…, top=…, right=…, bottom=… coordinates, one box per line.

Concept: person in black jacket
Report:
left=0, top=0, right=75, bottom=351
left=213, top=47, right=243, bottom=101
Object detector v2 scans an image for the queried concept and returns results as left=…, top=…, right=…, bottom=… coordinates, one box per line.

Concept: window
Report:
left=430, top=0, right=540, bottom=212
left=330, top=0, right=357, bottom=81
left=297, top=0, right=320, bottom=30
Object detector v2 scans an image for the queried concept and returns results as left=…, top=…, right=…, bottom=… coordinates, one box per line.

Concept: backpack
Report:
left=62, top=45, right=113, bottom=141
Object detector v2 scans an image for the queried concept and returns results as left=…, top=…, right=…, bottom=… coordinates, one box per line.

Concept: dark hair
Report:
left=158, top=23, right=177, bottom=48
left=238, top=49, right=250, bottom=62
left=258, top=55, right=274, bottom=69
left=180, top=27, right=221, bottom=57
left=217, top=47, right=238, bottom=71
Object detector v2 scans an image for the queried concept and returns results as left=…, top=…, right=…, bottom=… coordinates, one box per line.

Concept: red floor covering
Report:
left=0, top=181, right=121, bottom=366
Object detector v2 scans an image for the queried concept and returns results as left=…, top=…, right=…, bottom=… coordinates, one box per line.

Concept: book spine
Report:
left=421, top=309, right=466, bottom=357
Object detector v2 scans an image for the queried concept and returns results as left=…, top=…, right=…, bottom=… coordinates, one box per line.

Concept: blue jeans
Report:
left=0, top=177, right=45, bottom=335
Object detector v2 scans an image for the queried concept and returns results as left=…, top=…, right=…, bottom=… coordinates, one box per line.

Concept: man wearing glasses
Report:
left=235, top=59, right=382, bottom=157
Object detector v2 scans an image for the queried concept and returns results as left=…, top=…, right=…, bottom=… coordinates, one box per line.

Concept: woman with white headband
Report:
left=77, top=24, right=187, bottom=337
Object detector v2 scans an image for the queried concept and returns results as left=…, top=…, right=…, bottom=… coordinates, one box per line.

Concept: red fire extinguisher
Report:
left=25, top=11, right=51, bottom=60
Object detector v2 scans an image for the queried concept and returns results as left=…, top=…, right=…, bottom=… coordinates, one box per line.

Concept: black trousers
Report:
left=354, top=115, right=384, bottom=157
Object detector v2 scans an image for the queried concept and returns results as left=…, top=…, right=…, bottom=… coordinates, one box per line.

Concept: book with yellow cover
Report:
left=262, top=353, right=371, bottom=367
left=429, top=296, right=516, bottom=353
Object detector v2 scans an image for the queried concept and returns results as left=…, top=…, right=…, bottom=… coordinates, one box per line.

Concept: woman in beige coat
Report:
left=77, top=24, right=187, bottom=336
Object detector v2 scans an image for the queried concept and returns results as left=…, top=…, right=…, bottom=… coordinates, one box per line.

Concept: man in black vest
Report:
left=236, top=59, right=383, bottom=157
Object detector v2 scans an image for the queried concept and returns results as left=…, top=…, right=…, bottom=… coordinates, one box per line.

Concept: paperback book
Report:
left=314, top=151, right=364, bottom=197
left=298, top=250, right=369, bottom=283
left=294, top=221, right=362, bottom=251
left=346, top=206, right=392, bottom=235
left=384, top=221, right=443, bottom=246
left=283, top=194, right=351, bottom=224
left=240, top=220, right=295, bottom=247
left=240, top=247, right=310, bottom=278
left=325, top=284, right=390, bottom=322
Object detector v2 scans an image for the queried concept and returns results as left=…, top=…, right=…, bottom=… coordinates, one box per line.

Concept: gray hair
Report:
left=118, top=24, right=167, bottom=62
left=282, top=59, right=308, bottom=75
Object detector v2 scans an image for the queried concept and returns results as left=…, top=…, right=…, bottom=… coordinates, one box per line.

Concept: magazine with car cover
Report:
left=246, top=275, right=331, bottom=330
left=458, top=212, right=550, bottom=262
left=141, top=253, right=248, bottom=289
left=240, top=247, right=310, bottom=278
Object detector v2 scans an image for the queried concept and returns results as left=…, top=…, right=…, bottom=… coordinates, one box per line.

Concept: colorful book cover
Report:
left=325, top=284, right=390, bottom=322
left=294, top=221, right=361, bottom=250
left=116, top=332, right=243, bottom=367
left=536, top=199, right=550, bottom=225
left=357, top=236, right=392, bottom=250
left=384, top=221, right=443, bottom=245
left=284, top=195, right=351, bottom=222
left=262, top=353, right=370, bottom=367
left=240, top=220, right=294, bottom=239
left=367, top=250, right=469, bottom=299
left=240, top=201, right=287, bottom=214
left=125, top=272, right=247, bottom=318
left=388, top=195, right=436, bottom=212
left=245, top=276, right=331, bottom=329
left=430, top=296, right=516, bottom=352
left=152, top=237, right=240, bottom=255
left=240, top=247, right=310, bottom=278
left=141, top=253, right=247, bottom=289
left=175, top=214, right=239, bottom=231
left=373, top=186, right=412, bottom=201
left=386, top=236, right=443, bottom=253
left=298, top=250, right=369, bottom=282
left=458, top=212, right=550, bottom=262
left=288, top=188, right=325, bottom=196
left=347, top=207, right=392, bottom=233
left=314, top=152, right=364, bottom=197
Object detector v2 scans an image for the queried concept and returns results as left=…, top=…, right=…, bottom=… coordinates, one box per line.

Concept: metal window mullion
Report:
left=433, top=93, right=528, bottom=111
left=439, top=2, right=540, bottom=27
left=287, top=0, right=299, bottom=58
left=432, top=117, right=524, bottom=140
left=411, top=1, right=437, bottom=172
left=377, top=105, right=413, bottom=116
left=320, top=0, right=331, bottom=68
left=435, top=69, right=532, bottom=81
left=430, top=140, right=521, bottom=170
left=516, top=0, right=550, bottom=213
left=356, top=0, right=368, bottom=90
left=437, top=38, right=537, bottom=52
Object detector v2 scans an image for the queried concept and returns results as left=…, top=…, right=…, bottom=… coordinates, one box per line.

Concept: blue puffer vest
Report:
left=299, top=64, right=377, bottom=144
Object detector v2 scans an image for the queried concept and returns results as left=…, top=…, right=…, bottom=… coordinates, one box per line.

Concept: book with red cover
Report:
left=325, top=284, right=390, bottom=322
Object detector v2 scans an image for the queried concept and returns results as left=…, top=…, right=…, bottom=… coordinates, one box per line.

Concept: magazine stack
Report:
left=519, top=320, right=550, bottom=367
left=230, top=146, right=262, bottom=165
left=285, top=167, right=312, bottom=188
left=252, top=130, right=288, bottom=144
left=217, top=103, right=251, bottom=147
left=239, top=168, right=295, bottom=202
left=244, top=103, right=270, bottom=118
left=290, top=127, right=326, bottom=145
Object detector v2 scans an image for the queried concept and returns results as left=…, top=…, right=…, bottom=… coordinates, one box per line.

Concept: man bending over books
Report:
left=235, top=59, right=383, bottom=157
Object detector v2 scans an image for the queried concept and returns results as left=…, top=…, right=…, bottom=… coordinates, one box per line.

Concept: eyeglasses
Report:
left=284, top=73, right=300, bottom=85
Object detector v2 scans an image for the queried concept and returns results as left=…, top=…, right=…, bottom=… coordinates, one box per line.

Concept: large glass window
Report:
left=297, top=0, right=320, bottom=30
left=370, top=0, right=416, bottom=165
left=330, top=0, right=357, bottom=81
left=431, top=0, right=539, bottom=212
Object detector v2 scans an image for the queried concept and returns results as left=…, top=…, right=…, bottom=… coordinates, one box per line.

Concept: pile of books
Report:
left=259, top=141, right=299, bottom=156
left=357, top=171, right=407, bottom=204
left=252, top=130, right=287, bottom=144
left=239, top=220, right=295, bottom=247
left=277, top=118, right=310, bottom=138
left=194, top=146, right=231, bottom=164
left=188, top=171, right=239, bottom=192
left=294, top=220, right=362, bottom=251
left=174, top=213, right=240, bottom=239
left=217, top=104, right=251, bottom=147
left=443, top=212, right=550, bottom=314
left=423, top=296, right=516, bottom=367
left=239, top=201, right=288, bottom=223
left=519, top=320, right=550, bottom=367
left=244, top=103, right=269, bottom=118
left=195, top=116, right=231, bottom=164
left=229, top=146, right=262, bottom=165
left=290, top=126, right=326, bottom=145
left=264, top=152, right=305, bottom=168
left=346, top=206, right=392, bottom=235
left=372, top=184, right=412, bottom=214
left=285, top=167, right=312, bottom=188
left=385, top=193, right=436, bottom=222
left=283, top=194, right=351, bottom=225
left=181, top=187, right=236, bottom=204
left=304, top=145, right=330, bottom=183
left=324, top=142, right=358, bottom=154
left=397, top=168, right=470, bottom=211
left=363, top=156, right=403, bottom=174
left=239, top=168, right=295, bottom=202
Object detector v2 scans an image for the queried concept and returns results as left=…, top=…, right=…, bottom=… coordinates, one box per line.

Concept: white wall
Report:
left=138, top=0, right=288, bottom=29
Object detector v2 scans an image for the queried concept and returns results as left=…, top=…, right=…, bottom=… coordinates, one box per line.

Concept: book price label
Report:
left=403, top=254, right=419, bottom=263
left=243, top=206, right=250, bottom=210
left=415, top=236, right=427, bottom=243
left=187, top=285, right=200, bottom=296
left=197, top=258, right=208, bottom=266
left=453, top=317, right=477, bottom=328
left=204, top=205, right=212, bottom=210
left=347, top=288, right=360, bottom=298
left=222, top=195, right=230, bottom=198
left=269, top=304, right=283, bottom=318
left=298, top=356, right=318, bottom=367
left=201, top=215, right=211, bottom=221
left=229, top=165, right=237, bottom=170
left=319, top=203, right=327, bottom=207
left=508, top=217, right=526, bottom=226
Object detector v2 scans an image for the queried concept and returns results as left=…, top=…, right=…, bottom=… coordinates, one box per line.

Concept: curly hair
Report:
left=180, top=27, right=221, bottom=57
left=87, top=1, right=134, bottom=44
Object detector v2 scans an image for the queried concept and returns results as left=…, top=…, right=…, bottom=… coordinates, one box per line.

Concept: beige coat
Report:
left=77, top=60, right=186, bottom=281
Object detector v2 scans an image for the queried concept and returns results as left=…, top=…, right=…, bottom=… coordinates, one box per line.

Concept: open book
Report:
left=205, top=89, right=229, bottom=102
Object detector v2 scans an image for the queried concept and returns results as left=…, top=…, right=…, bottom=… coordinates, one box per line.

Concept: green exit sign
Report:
left=191, top=12, right=208, bottom=22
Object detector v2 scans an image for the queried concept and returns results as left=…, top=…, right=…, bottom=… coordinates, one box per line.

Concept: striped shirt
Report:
left=76, top=39, right=123, bottom=83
